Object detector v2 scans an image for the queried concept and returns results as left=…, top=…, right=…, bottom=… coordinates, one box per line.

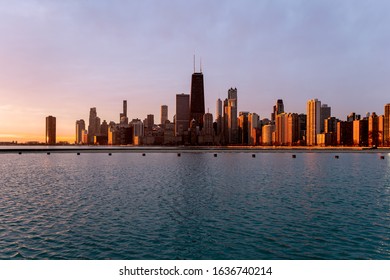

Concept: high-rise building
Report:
left=384, top=104, right=390, bottom=146
left=175, top=93, right=190, bottom=136
left=224, top=87, right=238, bottom=144
left=216, top=98, right=223, bottom=135
left=275, top=113, right=288, bottom=145
left=271, top=99, right=284, bottom=123
left=189, top=71, right=205, bottom=129
left=320, top=104, right=331, bottom=133
left=287, top=113, right=299, bottom=146
left=75, top=119, right=85, bottom=144
left=262, top=124, right=275, bottom=145
left=88, top=107, right=101, bottom=144
left=248, top=113, right=260, bottom=145
left=146, top=114, right=154, bottom=131
left=353, top=119, right=368, bottom=146
left=46, top=116, right=56, bottom=145
left=368, top=112, right=383, bottom=147
left=203, top=113, right=214, bottom=136
left=238, top=112, right=249, bottom=145
left=306, top=99, right=321, bottom=146
left=337, top=121, right=353, bottom=146
left=120, top=100, right=128, bottom=125
left=161, top=105, right=168, bottom=125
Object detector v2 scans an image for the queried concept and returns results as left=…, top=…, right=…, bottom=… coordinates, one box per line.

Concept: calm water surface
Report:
left=0, top=152, right=389, bottom=259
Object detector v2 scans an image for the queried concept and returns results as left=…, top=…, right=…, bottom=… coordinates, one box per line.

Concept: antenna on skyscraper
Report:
left=193, top=54, right=196, bottom=73
left=200, top=57, right=202, bottom=73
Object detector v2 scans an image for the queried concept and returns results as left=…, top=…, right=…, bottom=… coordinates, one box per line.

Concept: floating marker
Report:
left=292, top=154, right=296, bottom=158
left=252, top=154, right=256, bottom=158
left=214, top=154, right=217, bottom=157
left=108, top=153, right=112, bottom=156
left=177, top=153, right=181, bottom=157
left=18, top=152, right=22, bottom=155
left=142, top=153, right=146, bottom=156
left=335, top=155, right=339, bottom=159
left=380, top=156, right=385, bottom=160
left=77, top=152, right=80, bottom=155
left=47, top=152, right=50, bottom=155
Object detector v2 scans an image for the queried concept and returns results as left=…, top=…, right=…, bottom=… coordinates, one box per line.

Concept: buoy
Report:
left=252, top=154, right=256, bottom=158
left=177, top=153, right=181, bottom=157
left=108, top=153, right=112, bottom=156
left=380, top=156, right=385, bottom=160
left=47, top=152, right=50, bottom=155
left=77, top=152, right=80, bottom=155
left=18, top=152, right=22, bottom=155
left=292, top=154, right=296, bottom=158
left=142, top=153, right=146, bottom=156
left=214, top=154, right=217, bottom=157
left=335, top=155, right=339, bottom=159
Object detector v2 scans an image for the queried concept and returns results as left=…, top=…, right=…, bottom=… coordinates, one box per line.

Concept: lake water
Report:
left=0, top=151, right=389, bottom=259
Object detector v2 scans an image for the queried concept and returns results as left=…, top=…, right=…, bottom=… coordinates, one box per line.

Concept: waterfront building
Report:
left=287, top=113, right=299, bottom=146
left=262, top=124, right=275, bottom=145
left=248, top=112, right=260, bottom=145
left=324, top=117, right=338, bottom=145
left=238, top=112, right=249, bottom=145
left=320, top=104, right=331, bottom=133
left=75, top=119, right=85, bottom=144
left=298, top=114, right=307, bottom=145
left=161, top=105, right=168, bottom=125
left=46, top=115, right=56, bottom=145
left=275, top=112, right=288, bottom=145
left=175, top=93, right=190, bottom=136
left=306, top=99, right=321, bottom=146
left=384, top=104, right=390, bottom=146
left=203, top=113, right=214, bottom=136
left=190, top=71, right=205, bottom=130
left=368, top=112, right=383, bottom=147
left=353, top=119, right=369, bottom=146
left=337, top=121, right=353, bottom=146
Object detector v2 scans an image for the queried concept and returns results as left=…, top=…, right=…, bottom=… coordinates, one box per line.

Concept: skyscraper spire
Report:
left=193, top=54, right=196, bottom=73
left=200, top=57, right=202, bottom=73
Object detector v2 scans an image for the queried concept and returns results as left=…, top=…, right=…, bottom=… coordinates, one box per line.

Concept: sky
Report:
left=1, top=0, right=390, bottom=143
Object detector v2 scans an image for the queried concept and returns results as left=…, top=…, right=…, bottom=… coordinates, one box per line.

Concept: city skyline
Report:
left=1, top=0, right=390, bottom=142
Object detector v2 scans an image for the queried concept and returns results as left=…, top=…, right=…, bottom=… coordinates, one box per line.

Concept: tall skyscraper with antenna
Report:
left=190, top=57, right=205, bottom=130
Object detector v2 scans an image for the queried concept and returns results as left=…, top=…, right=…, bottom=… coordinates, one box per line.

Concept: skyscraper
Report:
left=88, top=107, right=101, bottom=144
left=225, top=87, right=238, bottom=144
left=161, top=105, right=168, bottom=125
left=46, top=116, right=56, bottom=145
left=216, top=98, right=223, bottom=135
left=120, top=100, right=128, bottom=125
left=272, top=99, right=284, bottom=123
left=189, top=71, right=205, bottom=129
left=75, top=119, right=85, bottom=144
left=384, top=104, right=390, bottom=146
left=306, top=99, right=321, bottom=146
left=320, top=104, right=331, bottom=133
left=175, top=93, right=190, bottom=136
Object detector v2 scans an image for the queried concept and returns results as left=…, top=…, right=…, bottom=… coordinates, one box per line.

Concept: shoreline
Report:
left=0, top=145, right=389, bottom=154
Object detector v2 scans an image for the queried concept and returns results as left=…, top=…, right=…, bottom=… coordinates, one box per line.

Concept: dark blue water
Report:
left=0, top=152, right=389, bottom=259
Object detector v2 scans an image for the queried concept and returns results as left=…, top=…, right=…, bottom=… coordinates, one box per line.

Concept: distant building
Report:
left=175, top=93, right=190, bottom=136
left=262, top=124, right=275, bottom=145
left=248, top=113, right=260, bottom=145
left=238, top=112, right=249, bottom=145
left=88, top=107, right=101, bottom=144
left=216, top=98, right=223, bottom=136
left=306, top=99, right=321, bottom=146
left=161, top=105, right=168, bottom=125
left=337, top=121, right=353, bottom=146
left=384, top=104, right=390, bottom=146
left=190, top=71, right=205, bottom=130
left=224, top=88, right=238, bottom=144
left=368, top=112, right=383, bottom=147
left=75, top=119, right=85, bottom=144
left=46, top=116, right=56, bottom=145
left=271, top=99, right=284, bottom=123
left=320, top=104, right=331, bottom=133
left=120, top=100, right=128, bottom=125
left=146, top=114, right=154, bottom=131
left=353, top=119, right=368, bottom=146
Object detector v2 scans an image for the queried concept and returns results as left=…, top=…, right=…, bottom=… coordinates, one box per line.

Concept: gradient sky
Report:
left=1, top=0, right=390, bottom=142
